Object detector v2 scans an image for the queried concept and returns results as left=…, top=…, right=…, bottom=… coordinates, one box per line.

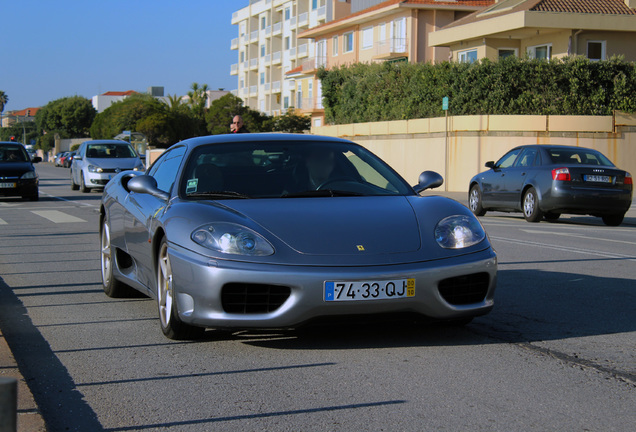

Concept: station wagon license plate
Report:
left=0, top=182, right=16, bottom=188
left=324, top=279, right=415, bottom=302
left=584, top=175, right=611, bottom=183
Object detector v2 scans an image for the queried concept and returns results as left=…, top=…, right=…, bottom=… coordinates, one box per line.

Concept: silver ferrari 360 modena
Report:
left=100, top=134, right=497, bottom=339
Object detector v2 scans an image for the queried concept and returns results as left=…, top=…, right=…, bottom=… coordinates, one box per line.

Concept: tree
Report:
left=90, top=93, right=165, bottom=140
left=0, top=90, right=8, bottom=117
left=186, top=82, right=209, bottom=120
left=205, top=93, right=270, bottom=135
left=264, top=109, right=311, bottom=133
left=35, top=96, right=96, bottom=138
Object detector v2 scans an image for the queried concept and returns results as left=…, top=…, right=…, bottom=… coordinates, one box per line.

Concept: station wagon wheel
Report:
left=157, top=238, right=205, bottom=340
left=101, top=216, right=133, bottom=298
left=469, top=185, right=486, bottom=216
left=80, top=172, right=90, bottom=193
left=70, top=169, right=79, bottom=190
left=522, top=187, right=543, bottom=222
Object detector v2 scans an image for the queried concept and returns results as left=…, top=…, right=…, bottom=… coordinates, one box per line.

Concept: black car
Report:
left=468, top=145, right=633, bottom=226
left=0, top=142, right=41, bottom=201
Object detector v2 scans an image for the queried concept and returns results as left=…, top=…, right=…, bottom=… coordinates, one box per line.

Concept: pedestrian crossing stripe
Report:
left=30, top=210, right=86, bottom=224
left=0, top=218, right=7, bottom=225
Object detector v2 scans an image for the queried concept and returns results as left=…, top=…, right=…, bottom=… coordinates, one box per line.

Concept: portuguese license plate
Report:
left=324, top=279, right=415, bottom=302
left=0, top=182, right=16, bottom=188
left=584, top=175, right=611, bottom=183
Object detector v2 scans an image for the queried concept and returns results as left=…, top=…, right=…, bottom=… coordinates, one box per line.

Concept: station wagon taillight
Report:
left=552, top=167, right=571, bottom=181
left=625, top=173, right=633, bottom=185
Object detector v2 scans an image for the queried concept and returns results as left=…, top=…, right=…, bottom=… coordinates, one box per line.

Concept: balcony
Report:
left=300, top=97, right=324, bottom=113
left=298, top=44, right=308, bottom=58
left=273, top=22, right=282, bottom=35
left=298, top=12, right=308, bottom=28
left=250, top=30, right=258, bottom=43
left=249, top=86, right=258, bottom=97
left=230, top=63, right=239, bottom=75
left=265, top=54, right=271, bottom=65
left=250, top=58, right=258, bottom=69
left=318, top=6, right=326, bottom=19
left=272, top=80, right=281, bottom=93
left=272, top=51, right=282, bottom=65
left=373, top=38, right=409, bottom=60
left=301, top=56, right=327, bottom=74
left=231, top=38, right=239, bottom=50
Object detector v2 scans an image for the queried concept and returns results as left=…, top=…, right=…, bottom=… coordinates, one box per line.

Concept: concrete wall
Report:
left=312, top=112, right=636, bottom=192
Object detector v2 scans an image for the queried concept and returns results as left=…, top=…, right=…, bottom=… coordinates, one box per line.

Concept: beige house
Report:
left=428, top=0, right=636, bottom=62
left=297, top=0, right=494, bottom=126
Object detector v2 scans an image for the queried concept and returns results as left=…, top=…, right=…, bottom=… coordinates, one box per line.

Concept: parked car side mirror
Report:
left=73, top=155, right=82, bottom=161
left=32, top=156, right=42, bottom=163
left=127, top=175, right=170, bottom=201
left=413, top=171, right=444, bottom=193
left=485, top=161, right=495, bottom=169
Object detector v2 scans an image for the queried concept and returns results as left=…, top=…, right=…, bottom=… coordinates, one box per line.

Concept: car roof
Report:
left=0, top=142, right=26, bottom=146
left=176, top=133, right=356, bottom=151
left=82, top=140, right=130, bottom=145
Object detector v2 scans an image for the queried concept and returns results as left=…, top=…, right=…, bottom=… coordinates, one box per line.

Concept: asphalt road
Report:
left=1, top=163, right=635, bottom=431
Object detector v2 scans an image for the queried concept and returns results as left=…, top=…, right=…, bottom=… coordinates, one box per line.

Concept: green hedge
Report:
left=317, top=56, right=636, bottom=124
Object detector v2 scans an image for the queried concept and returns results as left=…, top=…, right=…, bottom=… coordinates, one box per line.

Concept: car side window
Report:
left=148, top=147, right=186, bottom=193
left=496, top=149, right=521, bottom=169
left=514, top=148, right=538, bottom=168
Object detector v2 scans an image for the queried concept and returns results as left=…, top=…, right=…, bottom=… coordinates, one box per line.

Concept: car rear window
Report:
left=547, top=149, right=614, bottom=167
left=0, top=145, right=29, bottom=162
left=87, top=144, right=137, bottom=159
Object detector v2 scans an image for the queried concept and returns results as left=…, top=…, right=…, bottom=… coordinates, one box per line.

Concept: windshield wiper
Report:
left=187, top=191, right=251, bottom=199
left=281, top=189, right=364, bottom=198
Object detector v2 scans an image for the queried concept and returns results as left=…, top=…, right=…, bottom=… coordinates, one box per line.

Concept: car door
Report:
left=71, top=143, right=86, bottom=185
left=503, top=147, right=538, bottom=208
left=481, top=148, right=521, bottom=206
left=124, top=146, right=186, bottom=289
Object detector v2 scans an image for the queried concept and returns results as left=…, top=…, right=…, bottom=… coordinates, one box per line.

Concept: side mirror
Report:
left=127, top=175, right=170, bottom=201
left=485, top=161, right=495, bottom=169
left=73, top=155, right=83, bottom=161
left=413, top=171, right=444, bottom=193
left=32, top=157, right=42, bottom=163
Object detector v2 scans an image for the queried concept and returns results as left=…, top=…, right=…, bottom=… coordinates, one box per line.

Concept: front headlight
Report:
left=133, top=164, right=145, bottom=172
left=435, top=215, right=486, bottom=249
left=191, top=223, right=275, bottom=256
left=88, top=165, right=103, bottom=173
left=20, top=170, right=37, bottom=180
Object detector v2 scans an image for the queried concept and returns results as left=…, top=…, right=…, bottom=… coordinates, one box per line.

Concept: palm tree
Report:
left=187, top=82, right=209, bottom=111
left=165, top=94, right=184, bottom=111
left=0, top=90, right=8, bottom=119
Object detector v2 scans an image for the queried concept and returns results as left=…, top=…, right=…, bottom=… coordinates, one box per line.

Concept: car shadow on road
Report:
left=236, top=268, right=635, bottom=350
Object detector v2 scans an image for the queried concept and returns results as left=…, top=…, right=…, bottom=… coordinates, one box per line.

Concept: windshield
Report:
left=180, top=141, right=414, bottom=199
left=0, top=145, right=29, bottom=163
left=547, top=148, right=614, bottom=167
left=86, top=143, right=137, bottom=159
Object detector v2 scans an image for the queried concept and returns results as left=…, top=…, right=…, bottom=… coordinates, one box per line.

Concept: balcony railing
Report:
left=230, top=63, right=239, bottom=75
left=250, top=58, right=258, bottom=69
left=374, top=38, right=408, bottom=58
left=273, top=22, right=282, bottom=35
left=317, top=6, right=326, bottom=18
left=272, top=80, right=281, bottom=92
left=298, top=12, right=308, bottom=27
left=272, top=51, right=282, bottom=64
left=231, top=38, right=239, bottom=50
left=301, top=56, right=327, bottom=73
left=250, top=30, right=258, bottom=43
left=298, top=44, right=308, bottom=58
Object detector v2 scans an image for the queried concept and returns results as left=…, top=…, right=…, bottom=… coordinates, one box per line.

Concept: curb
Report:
left=0, top=329, right=46, bottom=432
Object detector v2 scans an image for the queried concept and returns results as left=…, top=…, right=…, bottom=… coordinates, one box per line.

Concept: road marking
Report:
left=0, top=202, right=20, bottom=207
left=0, top=218, right=7, bottom=225
left=31, top=210, right=86, bottom=224
left=491, top=236, right=636, bottom=262
left=40, top=192, right=96, bottom=208
left=520, top=229, right=636, bottom=246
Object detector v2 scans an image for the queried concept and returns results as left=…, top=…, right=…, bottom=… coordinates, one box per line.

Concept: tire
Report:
left=23, top=193, right=39, bottom=202
left=101, top=217, right=135, bottom=298
left=544, top=213, right=560, bottom=222
left=70, top=170, right=80, bottom=190
left=80, top=172, right=90, bottom=193
left=602, top=214, right=624, bottom=226
left=157, top=238, right=205, bottom=340
left=522, top=187, right=543, bottom=222
left=468, top=185, right=486, bottom=216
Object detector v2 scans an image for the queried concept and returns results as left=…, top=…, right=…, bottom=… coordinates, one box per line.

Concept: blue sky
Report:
left=1, top=0, right=250, bottom=111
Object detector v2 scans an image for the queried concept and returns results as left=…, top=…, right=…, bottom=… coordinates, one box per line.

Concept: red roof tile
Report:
left=102, top=90, right=138, bottom=96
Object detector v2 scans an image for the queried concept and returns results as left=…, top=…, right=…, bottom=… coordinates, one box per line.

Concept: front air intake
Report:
left=221, top=283, right=291, bottom=314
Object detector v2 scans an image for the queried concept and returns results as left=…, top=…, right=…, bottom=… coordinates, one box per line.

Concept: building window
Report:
left=344, top=32, right=354, bottom=53
left=587, top=41, right=605, bottom=61
left=261, top=44, right=266, bottom=57
left=312, top=0, right=318, bottom=10
left=284, top=96, right=289, bottom=109
left=285, top=37, right=290, bottom=50
left=528, top=44, right=552, bottom=60
left=240, top=51, right=245, bottom=62
left=498, top=48, right=517, bottom=59
left=260, top=72, right=265, bottom=85
left=285, top=7, right=291, bottom=20
left=362, top=26, right=373, bottom=50
left=333, top=35, right=339, bottom=56
left=297, top=83, right=303, bottom=109
left=458, top=49, right=478, bottom=63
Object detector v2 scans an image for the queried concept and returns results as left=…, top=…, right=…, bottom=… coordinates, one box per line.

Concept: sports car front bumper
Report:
left=167, top=244, right=498, bottom=329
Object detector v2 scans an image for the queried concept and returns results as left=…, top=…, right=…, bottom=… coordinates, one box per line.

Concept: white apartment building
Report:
left=231, top=0, right=351, bottom=116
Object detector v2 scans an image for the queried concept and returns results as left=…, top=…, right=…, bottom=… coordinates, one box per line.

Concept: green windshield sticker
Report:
left=186, top=179, right=198, bottom=194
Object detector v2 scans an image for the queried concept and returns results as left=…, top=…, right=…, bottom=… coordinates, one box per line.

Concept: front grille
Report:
left=438, top=273, right=490, bottom=305
left=221, top=283, right=291, bottom=314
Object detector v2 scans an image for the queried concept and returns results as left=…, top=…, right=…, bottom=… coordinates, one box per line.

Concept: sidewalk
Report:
left=0, top=329, right=46, bottom=432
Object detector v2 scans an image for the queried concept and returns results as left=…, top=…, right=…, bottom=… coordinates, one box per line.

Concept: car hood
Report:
left=85, top=157, right=139, bottom=169
left=220, top=196, right=421, bottom=256
left=0, top=162, right=34, bottom=177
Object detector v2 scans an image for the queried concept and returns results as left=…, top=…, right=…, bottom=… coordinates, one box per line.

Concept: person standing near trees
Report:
left=230, top=115, right=249, bottom=133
